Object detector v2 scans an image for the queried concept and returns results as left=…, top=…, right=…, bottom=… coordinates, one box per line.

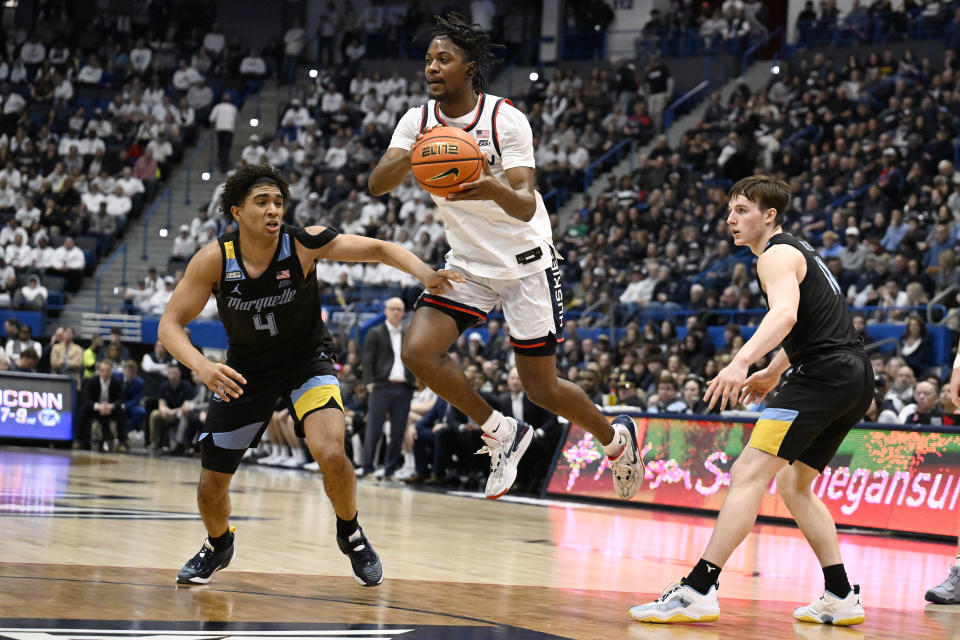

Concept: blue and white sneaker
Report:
left=477, top=416, right=533, bottom=499
left=794, top=585, right=865, bottom=626
left=630, top=582, right=721, bottom=623
left=610, top=415, right=644, bottom=500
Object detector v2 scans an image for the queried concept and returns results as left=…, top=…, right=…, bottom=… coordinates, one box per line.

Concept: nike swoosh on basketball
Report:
left=428, top=167, right=459, bottom=182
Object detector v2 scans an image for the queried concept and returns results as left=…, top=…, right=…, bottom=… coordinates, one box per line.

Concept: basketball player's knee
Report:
left=776, top=466, right=811, bottom=499
left=313, top=447, right=348, bottom=473
left=523, top=379, right=560, bottom=409
left=401, top=343, right=425, bottom=373
left=197, top=474, right=230, bottom=501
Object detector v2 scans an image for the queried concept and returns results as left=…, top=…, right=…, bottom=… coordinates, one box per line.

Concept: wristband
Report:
left=955, top=352, right=960, bottom=369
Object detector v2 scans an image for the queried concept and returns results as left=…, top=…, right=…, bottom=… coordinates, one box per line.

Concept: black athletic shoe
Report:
left=336, top=527, right=383, bottom=587
left=176, top=527, right=235, bottom=586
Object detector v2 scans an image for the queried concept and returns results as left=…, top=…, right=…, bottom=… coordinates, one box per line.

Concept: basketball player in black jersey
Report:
left=158, top=164, right=462, bottom=587
left=631, top=176, right=873, bottom=626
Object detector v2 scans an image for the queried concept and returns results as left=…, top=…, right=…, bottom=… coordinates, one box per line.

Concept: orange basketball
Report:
left=410, top=126, right=483, bottom=197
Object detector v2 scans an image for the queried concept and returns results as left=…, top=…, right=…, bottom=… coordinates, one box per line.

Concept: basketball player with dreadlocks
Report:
left=159, top=164, right=462, bottom=587
left=369, top=13, right=643, bottom=500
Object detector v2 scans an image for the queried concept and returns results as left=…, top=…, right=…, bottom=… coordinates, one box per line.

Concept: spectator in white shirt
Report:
left=148, top=276, right=176, bottom=315
left=240, top=49, right=267, bottom=78
left=15, top=274, right=47, bottom=310
left=106, top=186, right=132, bottom=225
left=0, top=160, right=21, bottom=190
left=281, top=98, right=311, bottom=127
left=51, top=236, right=85, bottom=292
left=265, top=138, right=291, bottom=168
left=0, top=178, right=16, bottom=212
left=82, top=184, right=107, bottom=215
left=282, top=19, right=306, bottom=83
left=15, top=197, right=40, bottom=227
left=172, top=59, right=203, bottom=91
left=186, top=78, right=213, bottom=113
left=34, top=235, right=56, bottom=271
left=5, top=231, right=31, bottom=268
left=3, top=88, right=25, bottom=118
left=171, top=224, right=196, bottom=259
left=76, top=55, right=103, bottom=84
left=6, top=324, right=42, bottom=366
left=85, top=109, right=112, bottom=138
left=52, top=72, right=72, bottom=105
left=208, top=93, right=237, bottom=172
left=129, top=39, right=152, bottom=75
left=320, top=83, right=344, bottom=113
left=202, top=24, right=226, bottom=58
left=240, top=134, right=266, bottom=164
left=324, top=138, right=347, bottom=170
left=125, top=277, right=155, bottom=313
left=20, top=36, right=46, bottom=67
left=116, top=167, right=145, bottom=200
left=80, top=132, right=105, bottom=156
left=0, top=220, right=20, bottom=246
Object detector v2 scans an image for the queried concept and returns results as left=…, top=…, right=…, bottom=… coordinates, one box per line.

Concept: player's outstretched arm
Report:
left=158, top=242, right=246, bottom=401
left=368, top=147, right=412, bottom=196
left=705, top=245, right=802, bottom=411
left=313, top=232, right=464, bottom=294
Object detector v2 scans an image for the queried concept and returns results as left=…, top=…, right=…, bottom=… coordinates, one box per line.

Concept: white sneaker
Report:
left=476, top=416, right=533, bottom=499
left=303, top=461, right=320, bottom=472
left=630, top=582, right=720, bottom=623
left=609, top=415, right=644, bottom=500
left=794, top=585, right=865, bottom=626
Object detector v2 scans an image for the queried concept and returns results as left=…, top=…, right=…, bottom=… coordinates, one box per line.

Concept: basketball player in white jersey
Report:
left=368, top=12, right=643, bottom=500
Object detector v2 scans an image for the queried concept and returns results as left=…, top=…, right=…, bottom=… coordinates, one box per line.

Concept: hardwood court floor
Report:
left=1, top=447, right=958, bottom=639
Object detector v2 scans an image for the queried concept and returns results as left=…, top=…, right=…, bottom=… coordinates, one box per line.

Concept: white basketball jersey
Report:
left=389, top=93, right=554, bottom=279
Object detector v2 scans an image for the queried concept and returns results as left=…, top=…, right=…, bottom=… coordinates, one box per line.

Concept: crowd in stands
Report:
left=0, top=2, right=283, bottom=314
left=9, top=1, right=942, bottom=493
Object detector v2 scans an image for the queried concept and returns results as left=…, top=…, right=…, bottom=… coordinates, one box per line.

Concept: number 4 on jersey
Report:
left=253, top=312, right=278, bottom=336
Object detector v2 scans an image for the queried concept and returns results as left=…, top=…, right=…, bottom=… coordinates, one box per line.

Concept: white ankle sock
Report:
left=480, top=410, right=505, bottom=435
left=602, top=429, right=626, bottom=457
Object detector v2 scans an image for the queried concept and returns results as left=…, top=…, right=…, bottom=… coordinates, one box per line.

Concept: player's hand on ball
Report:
left=704, top=360, right=749, bottom=411
left=199, top=360, right=246, bottom=401
left=445, top=158, right=497, bottom=201
left=414, top=124, right=444, bottom=144
left=739, top=367, right=779, bottom=407
left=424, top=268, right=465, bottom=294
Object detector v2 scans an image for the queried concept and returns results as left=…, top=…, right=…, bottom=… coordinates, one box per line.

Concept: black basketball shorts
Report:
left=199, top=357, right=343, bottom=474
left=748, top=350, right=873, bottom=472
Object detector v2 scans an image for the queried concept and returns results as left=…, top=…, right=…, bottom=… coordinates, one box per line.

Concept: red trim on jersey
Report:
left=421, top=296, right=486, bottom=319
left=433, top=94, right=486, bottom=131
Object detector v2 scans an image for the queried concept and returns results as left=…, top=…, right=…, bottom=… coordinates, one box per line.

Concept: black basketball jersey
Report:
left=214, top=225, right=335, bottom=375
left=757, top=232, right=862, bottom=365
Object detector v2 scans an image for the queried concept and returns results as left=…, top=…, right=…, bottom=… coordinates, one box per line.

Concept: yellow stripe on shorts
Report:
left=292, top=384, right=343, bottom=420
left=748, top=408, right=799, bottom=456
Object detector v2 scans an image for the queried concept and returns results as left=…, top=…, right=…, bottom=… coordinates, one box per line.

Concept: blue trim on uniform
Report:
left=200, top=421, right=264, bottom=450
left=462, top=94, right=486, bottom=132
left=758, top=407, right=800, bottom=423
left=278, top=232, right=291, bottom=261
left=290, top=374, right=340, bottom=406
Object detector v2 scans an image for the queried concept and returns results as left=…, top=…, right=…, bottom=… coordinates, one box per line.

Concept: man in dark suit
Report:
left=80, top=359, right=127, bottom=452
left=360, top=298, right=415, bottom=479
left=500, top=366, right=560, bottom=494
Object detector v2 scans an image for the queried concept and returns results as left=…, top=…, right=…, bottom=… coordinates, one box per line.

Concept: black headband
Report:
left=250, top=177, right=283, bottom=191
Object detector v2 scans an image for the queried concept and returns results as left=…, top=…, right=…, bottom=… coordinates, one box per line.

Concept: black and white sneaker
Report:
left=176, top=527, right=235, bottom=586
left=337, top=527, right=383, bottom=587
